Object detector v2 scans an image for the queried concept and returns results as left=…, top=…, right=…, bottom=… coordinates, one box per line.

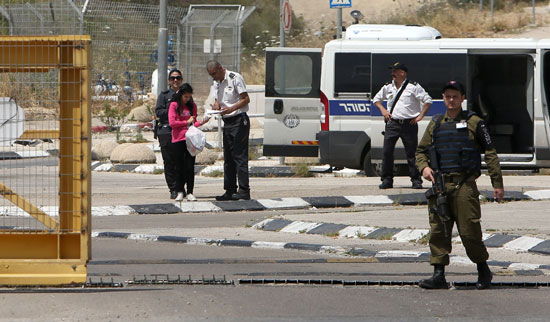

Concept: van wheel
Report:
left=363, top=153, right=380, bottom=177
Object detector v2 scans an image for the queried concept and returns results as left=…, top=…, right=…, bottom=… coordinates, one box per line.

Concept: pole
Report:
left=157, top=0, right=168, bottom=96
left=533, top=0, right=535, bottom=25
left=491, top=0, right=494, bottom=22
left=280, top=0, right=285, bottom=47
left=337, top=8, right=342, bottom=39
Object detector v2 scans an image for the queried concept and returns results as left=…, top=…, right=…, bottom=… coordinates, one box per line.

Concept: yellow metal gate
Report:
left=0, top=36, right=91, bottom=285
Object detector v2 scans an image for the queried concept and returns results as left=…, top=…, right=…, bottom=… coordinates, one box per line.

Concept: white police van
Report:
left=263, top=24, right=550, bottom=174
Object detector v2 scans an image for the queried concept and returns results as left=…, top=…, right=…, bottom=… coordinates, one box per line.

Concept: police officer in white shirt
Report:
left=373, top=62, right=432, bottom=189
left=207, top=60, right=251, bottom=201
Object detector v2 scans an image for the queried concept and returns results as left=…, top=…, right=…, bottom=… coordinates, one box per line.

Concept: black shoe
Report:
left=419, top=265, right=448, bottom=289
left=215, top=191, right=235, bottom=201
left=412, top=181, right=423, bottom=189
left=379, top=180, right=393, bottom=189
left=476, top=262, right=493, bottom=290
left=170, top=191, right=177, bottom=199
left=231, top=191, right=251, bottom=200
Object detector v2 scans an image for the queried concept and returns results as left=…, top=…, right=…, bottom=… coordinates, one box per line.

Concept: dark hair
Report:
left=171, top=83, right=194, bottom=116
left=168, top=69, right=182, bottom=78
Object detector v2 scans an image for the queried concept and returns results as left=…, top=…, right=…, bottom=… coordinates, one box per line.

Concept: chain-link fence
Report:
left=180, top=5, right=255, bottom=98
left=0, top=35, right=91, bottom=284
left=0, top=0, right=254, bottom=101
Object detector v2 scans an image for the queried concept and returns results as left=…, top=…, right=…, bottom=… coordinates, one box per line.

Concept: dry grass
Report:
left=392, top=1, right=536, bottom=38
left=240, top=1, right=546, bottom=81
left=0, top=73, right=59, bottom=120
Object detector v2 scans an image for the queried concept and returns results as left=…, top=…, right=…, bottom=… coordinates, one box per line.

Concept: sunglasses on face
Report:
left=169, top=76, right=183, bottom=80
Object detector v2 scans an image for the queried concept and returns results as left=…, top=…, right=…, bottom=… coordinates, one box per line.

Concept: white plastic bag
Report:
left=185, top=126, right=206, bottom=156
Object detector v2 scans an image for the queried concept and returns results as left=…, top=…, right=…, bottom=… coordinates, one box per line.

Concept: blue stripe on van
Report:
left=329, top=100, right=447, bottom=116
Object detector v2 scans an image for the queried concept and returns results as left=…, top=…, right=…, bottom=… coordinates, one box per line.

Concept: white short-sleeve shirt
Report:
left=373, top=79, right=432, bottom=120
left=213, top=69, right=249, bottom=118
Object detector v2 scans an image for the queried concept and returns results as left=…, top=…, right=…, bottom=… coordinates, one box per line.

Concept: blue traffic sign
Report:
left=330, top=0, right=352, bottom=9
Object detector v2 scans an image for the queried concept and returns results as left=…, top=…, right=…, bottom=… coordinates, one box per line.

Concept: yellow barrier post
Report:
left=0, top=36, right=91, bottom=285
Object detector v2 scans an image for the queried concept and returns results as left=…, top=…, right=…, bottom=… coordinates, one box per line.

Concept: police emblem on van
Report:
left=283, top=114, right=300, bottom=128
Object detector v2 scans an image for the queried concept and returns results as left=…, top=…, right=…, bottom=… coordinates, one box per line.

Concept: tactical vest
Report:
left=432, top=112, right=481, bottom=174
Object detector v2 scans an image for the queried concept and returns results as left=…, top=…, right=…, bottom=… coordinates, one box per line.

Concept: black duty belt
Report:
left=390, top=118, right=415, bottom=124
left=223, top=113, right=245, bottom=123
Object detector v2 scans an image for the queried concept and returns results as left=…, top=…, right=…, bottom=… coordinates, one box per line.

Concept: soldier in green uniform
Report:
left=415, top=80, right=504, bottom=290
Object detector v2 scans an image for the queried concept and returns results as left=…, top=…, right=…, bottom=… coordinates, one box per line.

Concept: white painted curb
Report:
left=251, top=241, right=287, bottom=249
left=503, top=236, right=545, bottom=252
left=280, top=221, right=322, bottom=234
left=257, top=197, right=310, bottom=209
left=339, top=226, right=377, bottom=238
left=345, top=195, right=393, bottom=205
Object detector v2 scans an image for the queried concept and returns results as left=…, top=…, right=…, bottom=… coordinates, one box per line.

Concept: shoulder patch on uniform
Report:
left=229, top=72, right=235, bottom=78
left=161, top=90, right=170, bottom=94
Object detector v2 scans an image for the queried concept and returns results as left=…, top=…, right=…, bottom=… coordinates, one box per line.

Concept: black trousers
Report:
left=158, top=133, right=177, bottom=192
left=222, top=114, right=250, bottom=193
left=381, top=119, right=422, bottom=182
left=173, top=140, right=196, bottom=194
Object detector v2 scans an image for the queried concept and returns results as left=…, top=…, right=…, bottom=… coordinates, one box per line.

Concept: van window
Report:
left=372, top=54, right=466, bottom=99
left=334, top=53, right=371, bottom=94
left=274, top=55, right=313, bottom=95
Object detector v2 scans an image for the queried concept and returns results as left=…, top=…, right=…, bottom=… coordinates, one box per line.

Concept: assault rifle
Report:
left=425, top=146, right=451, bottom=237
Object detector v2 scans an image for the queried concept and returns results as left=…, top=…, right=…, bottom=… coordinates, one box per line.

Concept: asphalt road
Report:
left=3, top=172, right=550, bottom=321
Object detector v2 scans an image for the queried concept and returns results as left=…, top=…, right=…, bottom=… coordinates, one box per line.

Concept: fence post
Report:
left=533, top=0, right=535, bottom=25
left=25, top=3, right=44, bottom=34
left=158, top=0, right=168, bottom=96
left=67, top=0, right=84, bottom=35
left=0, top=6, right=13, bottom=35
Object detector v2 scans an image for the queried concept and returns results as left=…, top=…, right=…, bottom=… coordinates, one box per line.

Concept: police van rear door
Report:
left=263, top=48, right=322, bottom=157
left=537, top=44, right=550, bottom=160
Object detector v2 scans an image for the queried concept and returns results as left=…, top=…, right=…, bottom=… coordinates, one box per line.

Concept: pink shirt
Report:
left=168, top=101, right=201, bottom=143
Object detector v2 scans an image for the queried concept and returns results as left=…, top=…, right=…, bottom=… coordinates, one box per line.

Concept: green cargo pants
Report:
left=427, top=176, right=489, bottom=266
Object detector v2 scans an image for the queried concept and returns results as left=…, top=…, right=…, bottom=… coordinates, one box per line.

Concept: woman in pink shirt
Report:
left=168, top=83, right=208, bottom=201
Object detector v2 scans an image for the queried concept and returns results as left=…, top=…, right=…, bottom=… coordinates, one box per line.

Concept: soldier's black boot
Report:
left=476, top=261, right=492, bottom=290
left=419, top=264, right=448, bottom=289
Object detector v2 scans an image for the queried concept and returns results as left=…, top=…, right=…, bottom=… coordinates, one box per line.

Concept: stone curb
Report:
left=252, top=218, right=550, bottom=257
left=0, top=150, right=56, bottom=160
left=90, top=230, right=550, bottom=274
left=92, top=161, right=297, bottom=177
left=1, top=189, right=547, bottom=219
